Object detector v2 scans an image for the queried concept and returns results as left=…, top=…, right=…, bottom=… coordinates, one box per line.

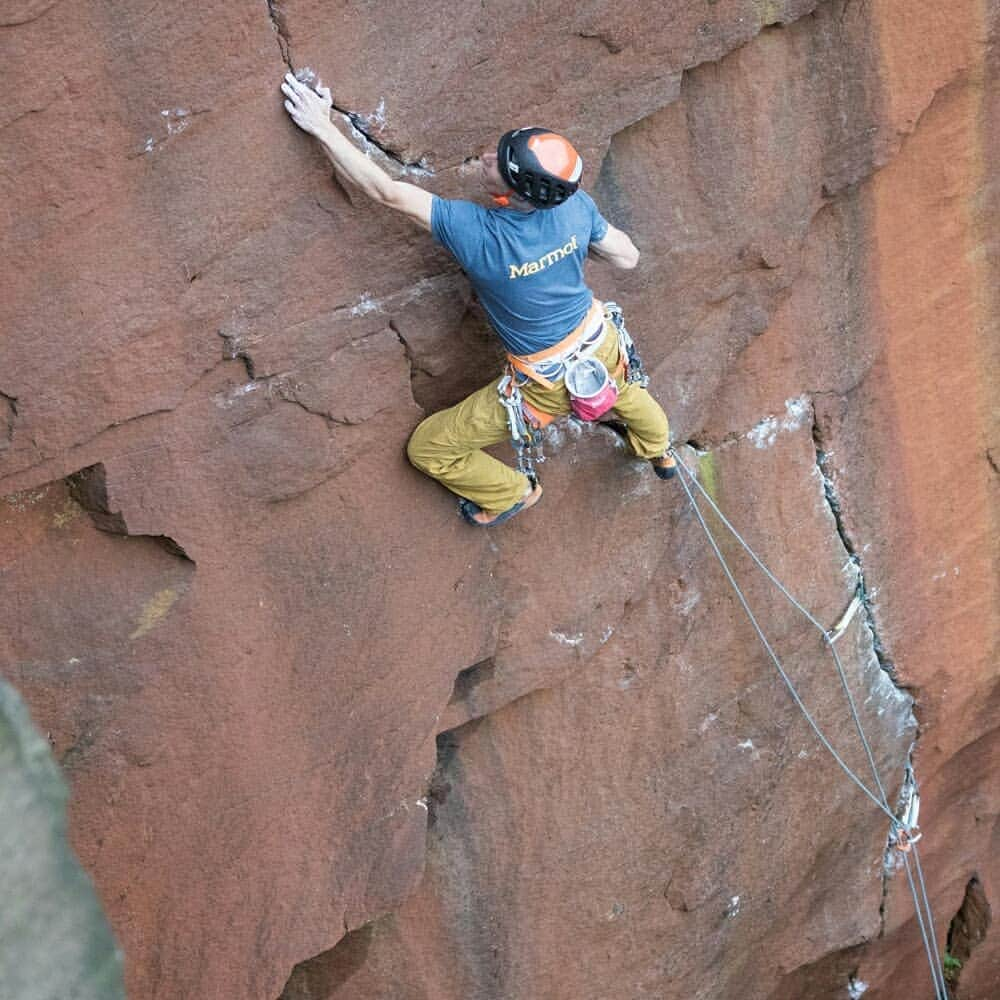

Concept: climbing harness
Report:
left=506, top=299, right=607, bottom=388
left=498, top=301, right=655, bottom=480
left=499, top=300, right=655, bottom=473
left=669, top=448, right=948, bottom=1000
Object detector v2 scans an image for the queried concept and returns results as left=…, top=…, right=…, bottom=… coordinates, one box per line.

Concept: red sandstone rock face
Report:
left=1, top=2, right=997, bottom=999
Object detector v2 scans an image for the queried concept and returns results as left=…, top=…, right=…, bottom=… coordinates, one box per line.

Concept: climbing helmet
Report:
left=496, top=127, right=583, bottom=208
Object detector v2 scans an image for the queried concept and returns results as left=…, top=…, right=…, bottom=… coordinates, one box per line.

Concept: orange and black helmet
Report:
left=497, top=127, right=583, bottom=208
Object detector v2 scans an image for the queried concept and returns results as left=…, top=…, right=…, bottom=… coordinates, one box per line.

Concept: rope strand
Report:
left=670, top=448, right=892, bottom=804
left=670, top=448, right=945, bottom=997
left=672, top=460, right=897, bottom=822
left=903, top=853, right=949, bottom=1000
left=912, top=844, right=950, bottom=997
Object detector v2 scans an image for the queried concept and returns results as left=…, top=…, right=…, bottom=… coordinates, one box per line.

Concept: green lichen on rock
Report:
left=697, top=449, right=719, bottom=500
left=0, top=681, right=125, bottom=1000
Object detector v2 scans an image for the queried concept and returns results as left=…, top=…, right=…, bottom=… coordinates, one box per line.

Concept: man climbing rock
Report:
left=281, top=71, right=674, bottom=526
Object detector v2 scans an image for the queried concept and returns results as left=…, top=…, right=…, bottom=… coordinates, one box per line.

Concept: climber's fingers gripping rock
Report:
left=281, top=71, right=332, bottom=137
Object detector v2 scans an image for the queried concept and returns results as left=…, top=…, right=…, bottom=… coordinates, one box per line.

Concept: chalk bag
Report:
left=564, top=357, right=618, bottom=421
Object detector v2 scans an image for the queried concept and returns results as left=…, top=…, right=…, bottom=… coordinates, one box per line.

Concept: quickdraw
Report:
left=890, top=768, right=923, bottom=854
left=497, top=374, right=545, bottom=486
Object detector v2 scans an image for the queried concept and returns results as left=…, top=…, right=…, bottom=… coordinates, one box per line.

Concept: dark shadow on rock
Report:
left=279, top=922, right=375, bottom=1000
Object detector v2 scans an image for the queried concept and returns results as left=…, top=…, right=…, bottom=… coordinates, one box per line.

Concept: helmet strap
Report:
left=491, top=190, right=515, bottom=207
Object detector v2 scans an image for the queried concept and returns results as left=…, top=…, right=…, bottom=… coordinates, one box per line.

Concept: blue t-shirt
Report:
left=430, top=190, right=610, bottom=356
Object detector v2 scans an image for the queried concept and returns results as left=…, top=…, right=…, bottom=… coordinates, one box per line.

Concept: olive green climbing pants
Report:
left=406, top=320, right=670, bottom=514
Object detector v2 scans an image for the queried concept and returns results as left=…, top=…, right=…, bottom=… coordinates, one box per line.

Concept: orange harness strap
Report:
left=506, top=299, right=604, bottom=388
left=499, top=373, right=557, bottom=429
left=512, top=355, right=624, bottom=431
left=521, top=399, right=557, bottom=429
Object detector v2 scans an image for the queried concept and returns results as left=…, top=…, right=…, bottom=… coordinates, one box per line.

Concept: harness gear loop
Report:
left=605, top=301, right=649, bottom=388
left=497, top=375, right=546, bottom=485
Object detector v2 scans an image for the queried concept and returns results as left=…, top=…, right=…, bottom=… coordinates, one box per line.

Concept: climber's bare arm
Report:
left=590, top=224, right=640, bottom=269
left=281, top=72, right=433, bottom=231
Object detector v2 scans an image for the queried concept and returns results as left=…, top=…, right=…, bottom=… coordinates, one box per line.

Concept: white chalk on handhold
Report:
left=159, top=107, right=192, bottom=137
left=748, top=415, right=779, bottom=449
left=782, top=395, right=810, bottom=427
left=549, top=629, right=584, bottom=647
left=349, top=292, right=380, bottom=317
left=402, top=157, right=435, bottom=177
left=364, top=97, right=387, bottom=131
left=746, top=395, right=811, bottom=449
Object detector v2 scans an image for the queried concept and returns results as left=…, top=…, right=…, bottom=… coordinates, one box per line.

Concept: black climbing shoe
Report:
left=651, top=453, right=677, bottom=480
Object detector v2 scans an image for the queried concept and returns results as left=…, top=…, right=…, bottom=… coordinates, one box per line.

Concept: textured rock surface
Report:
left=1, top=1, right=997, bottom=999
left=0, top=679, right=126, bottom=1000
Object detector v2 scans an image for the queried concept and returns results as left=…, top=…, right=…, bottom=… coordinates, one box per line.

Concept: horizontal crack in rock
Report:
left=0, top=0, right=65, bottom=28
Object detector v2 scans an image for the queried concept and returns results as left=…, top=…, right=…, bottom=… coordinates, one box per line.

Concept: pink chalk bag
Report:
left=564, top=356, right=619, bottom=420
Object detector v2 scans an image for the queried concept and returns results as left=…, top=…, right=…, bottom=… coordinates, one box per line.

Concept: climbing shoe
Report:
left=459, top=482, right=543, bottom=527
left=651, top=453, right=677, bottom=480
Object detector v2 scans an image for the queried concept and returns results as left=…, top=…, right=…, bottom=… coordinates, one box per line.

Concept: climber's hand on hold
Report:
left=281, top=71, right=333, bottom=138
left=279, top=69, right=432, bottom=231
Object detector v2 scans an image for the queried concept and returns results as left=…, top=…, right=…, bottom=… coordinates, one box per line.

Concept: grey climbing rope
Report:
left=671, top=455, right=896, bottom=821
left=669, top=447, right=947, bottom=999
left=671, top=449, right=892, bottom=808
left=912, top=844, right=950, bottom=997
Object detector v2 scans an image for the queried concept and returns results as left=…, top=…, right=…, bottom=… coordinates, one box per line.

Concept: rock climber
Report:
left=281, top=71, right=674, bottom=526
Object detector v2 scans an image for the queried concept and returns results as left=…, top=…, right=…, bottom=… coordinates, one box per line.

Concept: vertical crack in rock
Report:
left=426, top=728, right=461, bottom=831
left=423, top=721, right=508, bottom=993
left=266, top=4, right=432, bottom=175
left=387, top=319, right=432, bottom=383
left=943, top=876, right=992, bottom=991
left=265, top=0, right=293, bottom=70
left=1, top=391, right=16, bottom=449
left=809, top=401, right=896, bottom=682
left=809, top=398, right=923, bottom=941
